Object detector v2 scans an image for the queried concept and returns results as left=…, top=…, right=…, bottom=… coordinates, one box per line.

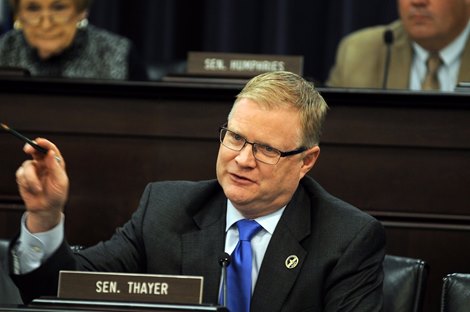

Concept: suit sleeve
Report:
left=10, top=240, right=77, bottom=304
left=323, top=218, right=386, bottom=312
left=11, top=183, right=154, bottom=303
left=326, top=36, right=349, bottom=87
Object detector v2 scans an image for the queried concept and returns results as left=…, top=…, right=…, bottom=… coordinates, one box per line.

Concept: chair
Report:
left=440, top=273, right=470, bottom=312
left=0, top=238, right=23, bottom=304
left=383, top=254, right=428, bottom=312
left=0, top=66, right=31, bottom=77
left=146, top=60, right=187, bottom=81
left=0, top=239, right=9, bottom=265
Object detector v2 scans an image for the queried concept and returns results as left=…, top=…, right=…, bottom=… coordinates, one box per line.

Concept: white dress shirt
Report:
left=224, top=200, right=285, bottom=292
left=13, top=212, right=64, bottom=274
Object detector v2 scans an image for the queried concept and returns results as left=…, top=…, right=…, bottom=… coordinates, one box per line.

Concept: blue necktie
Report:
left=226, top=219, right=262, bottom=312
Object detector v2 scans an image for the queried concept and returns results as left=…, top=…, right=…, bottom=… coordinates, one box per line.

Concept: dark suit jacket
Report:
left=327, top=20, right=470, bottom=89
left=12, top=176, right=385, bottom=311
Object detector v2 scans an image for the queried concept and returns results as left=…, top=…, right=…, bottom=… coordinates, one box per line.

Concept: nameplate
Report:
left=57, top=271, right=203, bottom=304
left=187, top=51, right=303, bottom=77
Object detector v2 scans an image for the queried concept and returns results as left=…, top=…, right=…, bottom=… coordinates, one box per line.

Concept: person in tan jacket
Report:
left=327, top=0, right=470, bottom=91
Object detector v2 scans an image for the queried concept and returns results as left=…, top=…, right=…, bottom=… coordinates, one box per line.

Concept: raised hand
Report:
left=15, top=138, right=69, bottom=233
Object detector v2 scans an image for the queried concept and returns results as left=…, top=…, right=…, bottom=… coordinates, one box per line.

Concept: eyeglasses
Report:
left=219, top=126, right=307, bottom=165
left=19, top=3, right=75, bottom=26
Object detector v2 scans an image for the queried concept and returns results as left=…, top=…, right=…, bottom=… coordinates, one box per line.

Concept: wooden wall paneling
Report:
left=1, top=78, right=469, bottom=311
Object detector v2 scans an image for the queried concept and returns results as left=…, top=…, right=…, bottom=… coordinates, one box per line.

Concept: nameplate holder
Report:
left=57, top=270, right=203, bottom=304
left=187, top=51, right=303, bottom=77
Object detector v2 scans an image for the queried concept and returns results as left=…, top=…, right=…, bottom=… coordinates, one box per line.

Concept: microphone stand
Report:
left=382, top=29, right=394, bottom=89
left=218, top=253, right=231, bottom=307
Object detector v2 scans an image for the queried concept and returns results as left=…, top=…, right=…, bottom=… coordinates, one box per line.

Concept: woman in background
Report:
left=0, top=0, right=148, bottom=80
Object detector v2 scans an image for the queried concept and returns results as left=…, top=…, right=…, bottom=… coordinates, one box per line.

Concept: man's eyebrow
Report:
left=227, top=125, right=281, bottom=148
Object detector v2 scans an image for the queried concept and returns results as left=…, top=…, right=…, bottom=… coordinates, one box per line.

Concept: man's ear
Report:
left=299, top=146, right=320, bottom=179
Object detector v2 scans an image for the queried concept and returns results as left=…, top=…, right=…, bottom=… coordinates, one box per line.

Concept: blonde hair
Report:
left=9, top=0, right=92, bottom=15
left=231, top=71, right=328, bottom=147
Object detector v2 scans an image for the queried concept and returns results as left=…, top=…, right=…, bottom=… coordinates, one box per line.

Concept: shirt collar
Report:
left=225, top=200, right=285, bottom=235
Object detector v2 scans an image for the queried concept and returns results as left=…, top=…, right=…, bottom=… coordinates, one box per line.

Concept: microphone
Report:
left=382, top=29, right=394, bottom=89
left=218, top=252, right=231, bottom=306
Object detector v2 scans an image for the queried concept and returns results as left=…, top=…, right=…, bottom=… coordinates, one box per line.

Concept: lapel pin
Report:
left=285, top=255, right=299, bottom=269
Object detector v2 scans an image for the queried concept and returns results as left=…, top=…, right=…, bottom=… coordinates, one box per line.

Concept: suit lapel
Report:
left=251, top=186, right=311, bottom=311
left=181, top=192, right=227, bottom=304
left=458, top=37, right=470, bottom=83
left=388, top=21, right=413, bottom=89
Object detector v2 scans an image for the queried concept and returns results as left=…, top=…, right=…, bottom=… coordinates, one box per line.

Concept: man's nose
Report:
left=235, top=143, right=257, bottom=166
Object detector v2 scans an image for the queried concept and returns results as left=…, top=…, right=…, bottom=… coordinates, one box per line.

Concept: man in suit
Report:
left=327, top=0, right=470, bottom=91
left=11, top=71, right=385, bottom=311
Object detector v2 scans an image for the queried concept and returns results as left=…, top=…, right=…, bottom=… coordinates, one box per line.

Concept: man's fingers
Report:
left=24, top=138, right=64, bottom=164
left=45, top=150, right=66, bottom=181
left=16, top=161, right=42, bottom=193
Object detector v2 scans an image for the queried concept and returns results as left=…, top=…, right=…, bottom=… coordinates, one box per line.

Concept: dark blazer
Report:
left=12, top=176, right=385, bottom=311
left=327, top=20, right=470, bottom=89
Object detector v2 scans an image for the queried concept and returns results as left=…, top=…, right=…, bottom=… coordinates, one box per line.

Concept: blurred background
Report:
left=0, top=0, right=399, bottom=83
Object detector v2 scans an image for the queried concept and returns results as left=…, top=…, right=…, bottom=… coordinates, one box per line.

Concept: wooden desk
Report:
left=1, top=78, right=469, bottom=312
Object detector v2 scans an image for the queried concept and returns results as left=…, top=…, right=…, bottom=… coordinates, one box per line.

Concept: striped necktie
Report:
left=421, top=53, right=442, bottom=90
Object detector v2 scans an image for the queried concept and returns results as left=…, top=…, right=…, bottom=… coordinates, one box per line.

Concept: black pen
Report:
left=1, top=123, right=61, bottom=162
